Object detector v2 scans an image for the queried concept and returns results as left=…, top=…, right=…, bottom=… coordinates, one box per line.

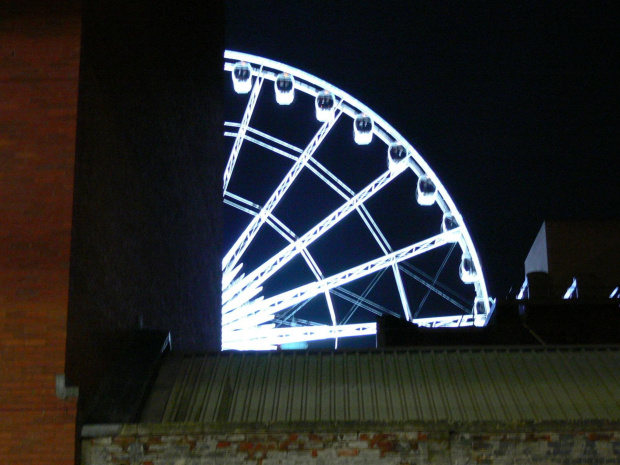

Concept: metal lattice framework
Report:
left=222, top=51, right=493, bottom=350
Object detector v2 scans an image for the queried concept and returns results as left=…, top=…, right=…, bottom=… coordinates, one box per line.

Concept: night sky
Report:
left=225, top=1, right=619, bottom=299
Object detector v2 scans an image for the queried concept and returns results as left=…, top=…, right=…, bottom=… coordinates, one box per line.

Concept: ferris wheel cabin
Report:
left=274, top=73, right=295, bottom=105
left=387, top=142, right=407, bottom=171
left=315, top=90, right=336, bottom=122
left=232, top=61, right=252, bottom=94
left=441, top=213, right=459, bottom=233
left=441, top=213, right=460, bottom=242
left=473, top=297, right=487, bottom=316
left=460, top=253, right=478, bottom=284
left=416, top=175, right=437, bottom=206
left=353, top=114, right=373, bottom=145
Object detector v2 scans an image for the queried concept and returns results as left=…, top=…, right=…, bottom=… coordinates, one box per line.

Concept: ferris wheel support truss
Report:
left=223, top=70, right=264, bottom=194
left=222, top=51, right=493, bottom=350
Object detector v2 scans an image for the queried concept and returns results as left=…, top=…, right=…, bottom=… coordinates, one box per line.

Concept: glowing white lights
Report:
left=459, top=253, right=477, bottom=284
left=274, top=72, right=295, bottom=105
left=222, top=107, right=341, bottom=275
left=315, top=90, right=335, bottom=122
left=387, top=142, right=407, bottom=171
left=224, top=323, right=376, bottom=351
left=441, top=212, right=459, bottom=235
left=232, top=61, right=252, bottom=94
left=516, top=277, right=528, bottom=300
left=222, top=50, right=492, bottom=350
left=353, top=113, right=373, bottom=145
left=473, top=296, right=487, bottom=316
left=563, top=277, right=578, bottom=299
left=416, top=174, right=437, bottom=206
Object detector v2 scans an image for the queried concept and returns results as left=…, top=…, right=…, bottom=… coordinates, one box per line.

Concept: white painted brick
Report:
left=264, top=450, right=287, bottom=459
left=100, top=444, right=124, bottom=455
left=313, top=448, right=338, bottom=459
left=357, top=447, right=381, bottom=459
left=595, top=440, right=614, bottom=458
left=346, top=440, right=368, bottom=449
left=90, top=437, right=112, bottom=446
left=284, top=441, right=303, bottom=450
left=146, top=443, right=170, bottom=452
left=284, top=449, right=316, bottom=459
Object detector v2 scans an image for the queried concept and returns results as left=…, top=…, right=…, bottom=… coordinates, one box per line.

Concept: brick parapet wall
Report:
left=0, top=9, right=80, bottom=464
left=82, top=428, right=620, bottom=464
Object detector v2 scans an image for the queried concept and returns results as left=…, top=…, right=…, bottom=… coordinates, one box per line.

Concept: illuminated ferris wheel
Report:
left=222, top=50, right=493, bottom=350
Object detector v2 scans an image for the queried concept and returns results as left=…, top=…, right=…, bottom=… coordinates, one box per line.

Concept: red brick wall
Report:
left=0, top=8, right=80, bottom=465
left=81, top=428, right=620, bottom=464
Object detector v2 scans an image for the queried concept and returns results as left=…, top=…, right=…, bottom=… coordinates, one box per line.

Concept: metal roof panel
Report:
left=140, top=347, right=620, bottom=425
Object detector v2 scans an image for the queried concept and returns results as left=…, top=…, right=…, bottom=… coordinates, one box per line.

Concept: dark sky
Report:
left=225, top=1, right=619, bottom=299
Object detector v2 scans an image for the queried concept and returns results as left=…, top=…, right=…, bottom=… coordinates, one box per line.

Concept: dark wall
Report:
left=66, top=0, right=224, bottom=402
left=377, top=300, right=620, bottom=348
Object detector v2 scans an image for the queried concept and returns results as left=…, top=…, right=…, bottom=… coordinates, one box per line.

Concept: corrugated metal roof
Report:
left=140, top=346, right=620, bottom=424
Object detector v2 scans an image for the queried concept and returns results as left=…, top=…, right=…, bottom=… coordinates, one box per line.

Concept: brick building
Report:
left=0, top=3, right=81, bottom=463
left=81, top=348, right=620, bottom=464
left=1, top=1, right=223, bottom=463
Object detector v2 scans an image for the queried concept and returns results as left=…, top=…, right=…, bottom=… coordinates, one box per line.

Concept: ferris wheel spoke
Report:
left=224, top=127, right=354, bottom=317
left=224, top=126, right=353, bottom=200
left=276, top=299, right=313, bottom=327
left=223, top=130, right=299, bottom=166
left=334, top=282, right=401, bottom=321
left=273, top=316, right=326, bottom=327
left=222, top=166, right=404, bottom=308
left=224, top=122, right=304, bottom=156
left=392, top=263, right=413, bottom=321
left=339, top=274, right=383, bottom=324
left=226, top=122, right=375, bottom=202
left=222, top=229, right=460, bottom=327
left=222, top=107, right=343, bottom=274
left=223, top=191, right=260, bottom=215
left=412, top=242, right=457, bottom=319
left=222, top=195, right=337, bottom=329
left=356, top=204, right=392, bottom=252
left=347, top=186, right=416, bottom=321
left=399, top=261, right=469, bottom=304
left=224, top=191, right=290, bottom=239
left=398, top=262, right=471, bottom=313
left=223, top=72, right=264, bottom=194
